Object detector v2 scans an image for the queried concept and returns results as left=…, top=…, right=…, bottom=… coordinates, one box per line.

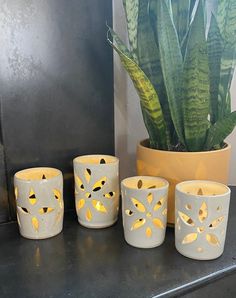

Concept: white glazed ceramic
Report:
left=175, top=180, right=231, bottom=260
left=73, top=155, right=119, bottom=228
left=14, top=167, right=64, bottom=239
left=121, top=176, right=169, bottom=248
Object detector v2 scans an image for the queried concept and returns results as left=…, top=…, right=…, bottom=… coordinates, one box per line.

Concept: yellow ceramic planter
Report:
left=136, top=139, right=231, bottom=225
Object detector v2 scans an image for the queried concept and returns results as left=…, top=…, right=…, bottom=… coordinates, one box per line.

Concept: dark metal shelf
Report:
left=0, top=188, right=236, bottom=298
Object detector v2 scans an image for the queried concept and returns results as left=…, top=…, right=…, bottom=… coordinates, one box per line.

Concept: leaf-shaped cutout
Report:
left=131, top=198, right=146, bottom=213
left=100, top=158, right=106, bottom=164
left=209, top=216, right=224, bottom=228
left=39, top=207, right=54, bottom=215
left=42, top=174, right=46, bottom=179
left=137, top=180, right=143, bottom=189
left=131, top=218, right=146, bottom=230
left=199, top=202, right=208, bottom=222
left=86, top=208, right=92, bottom=221
left=147, top=193, right=153, bottom=204
left=92, top=177, right=107, bottom=192
left=75, top=176, right=85, bottom=191
left=162, top=208, right=167, bottom=216
left=15, top=187, right=18, bottom=199
left=153, top=218, right=164, bottom=229
left=29, top=188, right=37, bottom=205
left=32, top=217, right=39, bottom=231
left=53, top=189, right=61, bottom=200
left=18, top=206, right=29, bottom=214
left=103, top=191, right=115, bottom=199
left=197, top=188, right=204, bottom=195
left=206, top=233, right=220, bottom=246
left=148, top=185, right=157, bottom=189
left=178, top=211, right=194, bottom=226
left=146, top=227, right=152, bottom=238
left=125, top=210, right=134, bottom=216
left=84, top=168, right=91, bottom=183
left=77, top=199, right=85, bottom=211
left=153, top=197, right=165, bottom=211
left=92, top=200, right=107, bottom=213
left=182, top=233, right=198, bottom=244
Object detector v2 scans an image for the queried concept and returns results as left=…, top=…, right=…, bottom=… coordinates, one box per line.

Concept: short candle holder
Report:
left=73, top=155, right=120, bottom=228
left=14, top=167, right=64, bottom=239
left=121, top=176, right=169, bottom=248
left=175, top=180, right=231, bottom=260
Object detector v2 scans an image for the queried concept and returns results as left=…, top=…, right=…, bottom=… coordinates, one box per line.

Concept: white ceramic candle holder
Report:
left=175, top=180, right=231, bottom=260
left=14, top=167, right=64, bottom=239
left=73, top=155, right=119, bottom=228
left=121, top=176, right=169, bottom=248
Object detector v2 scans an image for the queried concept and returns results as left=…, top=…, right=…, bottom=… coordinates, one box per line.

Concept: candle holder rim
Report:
left=73, top=154, right=119, bottom=165
left=121, top=175, right=169, bottom=190
left=176, top=180, right=231, bottom=197
left=14, top=167, right=62, bottom=181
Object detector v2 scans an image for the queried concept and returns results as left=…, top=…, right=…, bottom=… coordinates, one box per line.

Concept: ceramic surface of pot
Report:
left=137, top=139, right=231, bottom=224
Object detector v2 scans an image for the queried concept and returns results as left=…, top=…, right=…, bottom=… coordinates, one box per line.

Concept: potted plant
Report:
left=108, top=0, right=236, bottom=224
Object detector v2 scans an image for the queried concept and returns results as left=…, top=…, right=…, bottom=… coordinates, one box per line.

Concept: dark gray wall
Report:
left=0, top=0, right=113, bottom=222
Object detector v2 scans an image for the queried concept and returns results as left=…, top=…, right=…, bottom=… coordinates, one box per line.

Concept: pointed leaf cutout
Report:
left=85, top=168, right=91, bottom=183
left=199, top=202, right=208, bottom=222
left=147, top=193, right=153, bottom=204
left=182, top=233, right=198, bottom=244
left=18, top=207, right=29, bottom=214
left=77, top=199, right=85, bottom=211
left=103, top=192, right=115, bottom=199
left=197, top=188, right=204, bottom=195
left=75, top=176, right=84, bottom=191
left=125, top=210, right=134, bottom=216
left=146, top=227, right=152, bottom=238
left=39, top=207, right=54, bottom=215
left=137, top=179, right=143, bottom=189
left=53, top=189, right=63, bottom=208
left=153, top=218, right=164, bottom=229
left=92, top=200, right=107, bottom=213
left=15, top=187, right=18, bottom=199
left=153, top=197, right=165, bottom=211
left=32, top=217, right=39, bottom=231
left=131, top=198, right=146, bottom=212
left=92, top=177, right=107, bottom=192
left=162, top=208, right=167, bottom=216
left=178, top=211, right=194, bottom=226
left=131, top=218, right=146, bottom=230
left=29, top=188, right=37, bottom=205
left=209, top=216, right=224, bottom=229
left=206, top=233, right=220, bottom=246
left=86, top=208, right=92, bottom=221
left=100, top=158, right=106, bottom=164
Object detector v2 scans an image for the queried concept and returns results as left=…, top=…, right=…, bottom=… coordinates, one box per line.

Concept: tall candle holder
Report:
left=14, top=167, right=64, bottom=239
left=73, top=155, right=119, bottom=228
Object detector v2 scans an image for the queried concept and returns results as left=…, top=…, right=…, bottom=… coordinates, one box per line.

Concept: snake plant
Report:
left=108, top=0, right=236, bottom=151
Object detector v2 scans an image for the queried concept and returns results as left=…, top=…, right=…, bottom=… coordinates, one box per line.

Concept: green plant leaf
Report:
left=172, top=0, right=191, bottom=44
left=122, top=0, right=139, bottom=61
left=107, top=27, right=170, bottom=149
left=183, top=0, right=210, bottom=151
left=207, top=14, right=223, bottom=124
left=217, top=0, right=236, bottom=119
left=149, top=0, right=185, bottom=146
left=137, top=0, right=173, bottom=145
left=204, top=111, right=236, bottom=150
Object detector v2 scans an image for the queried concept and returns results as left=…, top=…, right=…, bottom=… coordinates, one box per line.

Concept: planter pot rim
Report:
left=138, top=139, right=231, bottom=155
left=176, top=180, right=231, bottom=198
